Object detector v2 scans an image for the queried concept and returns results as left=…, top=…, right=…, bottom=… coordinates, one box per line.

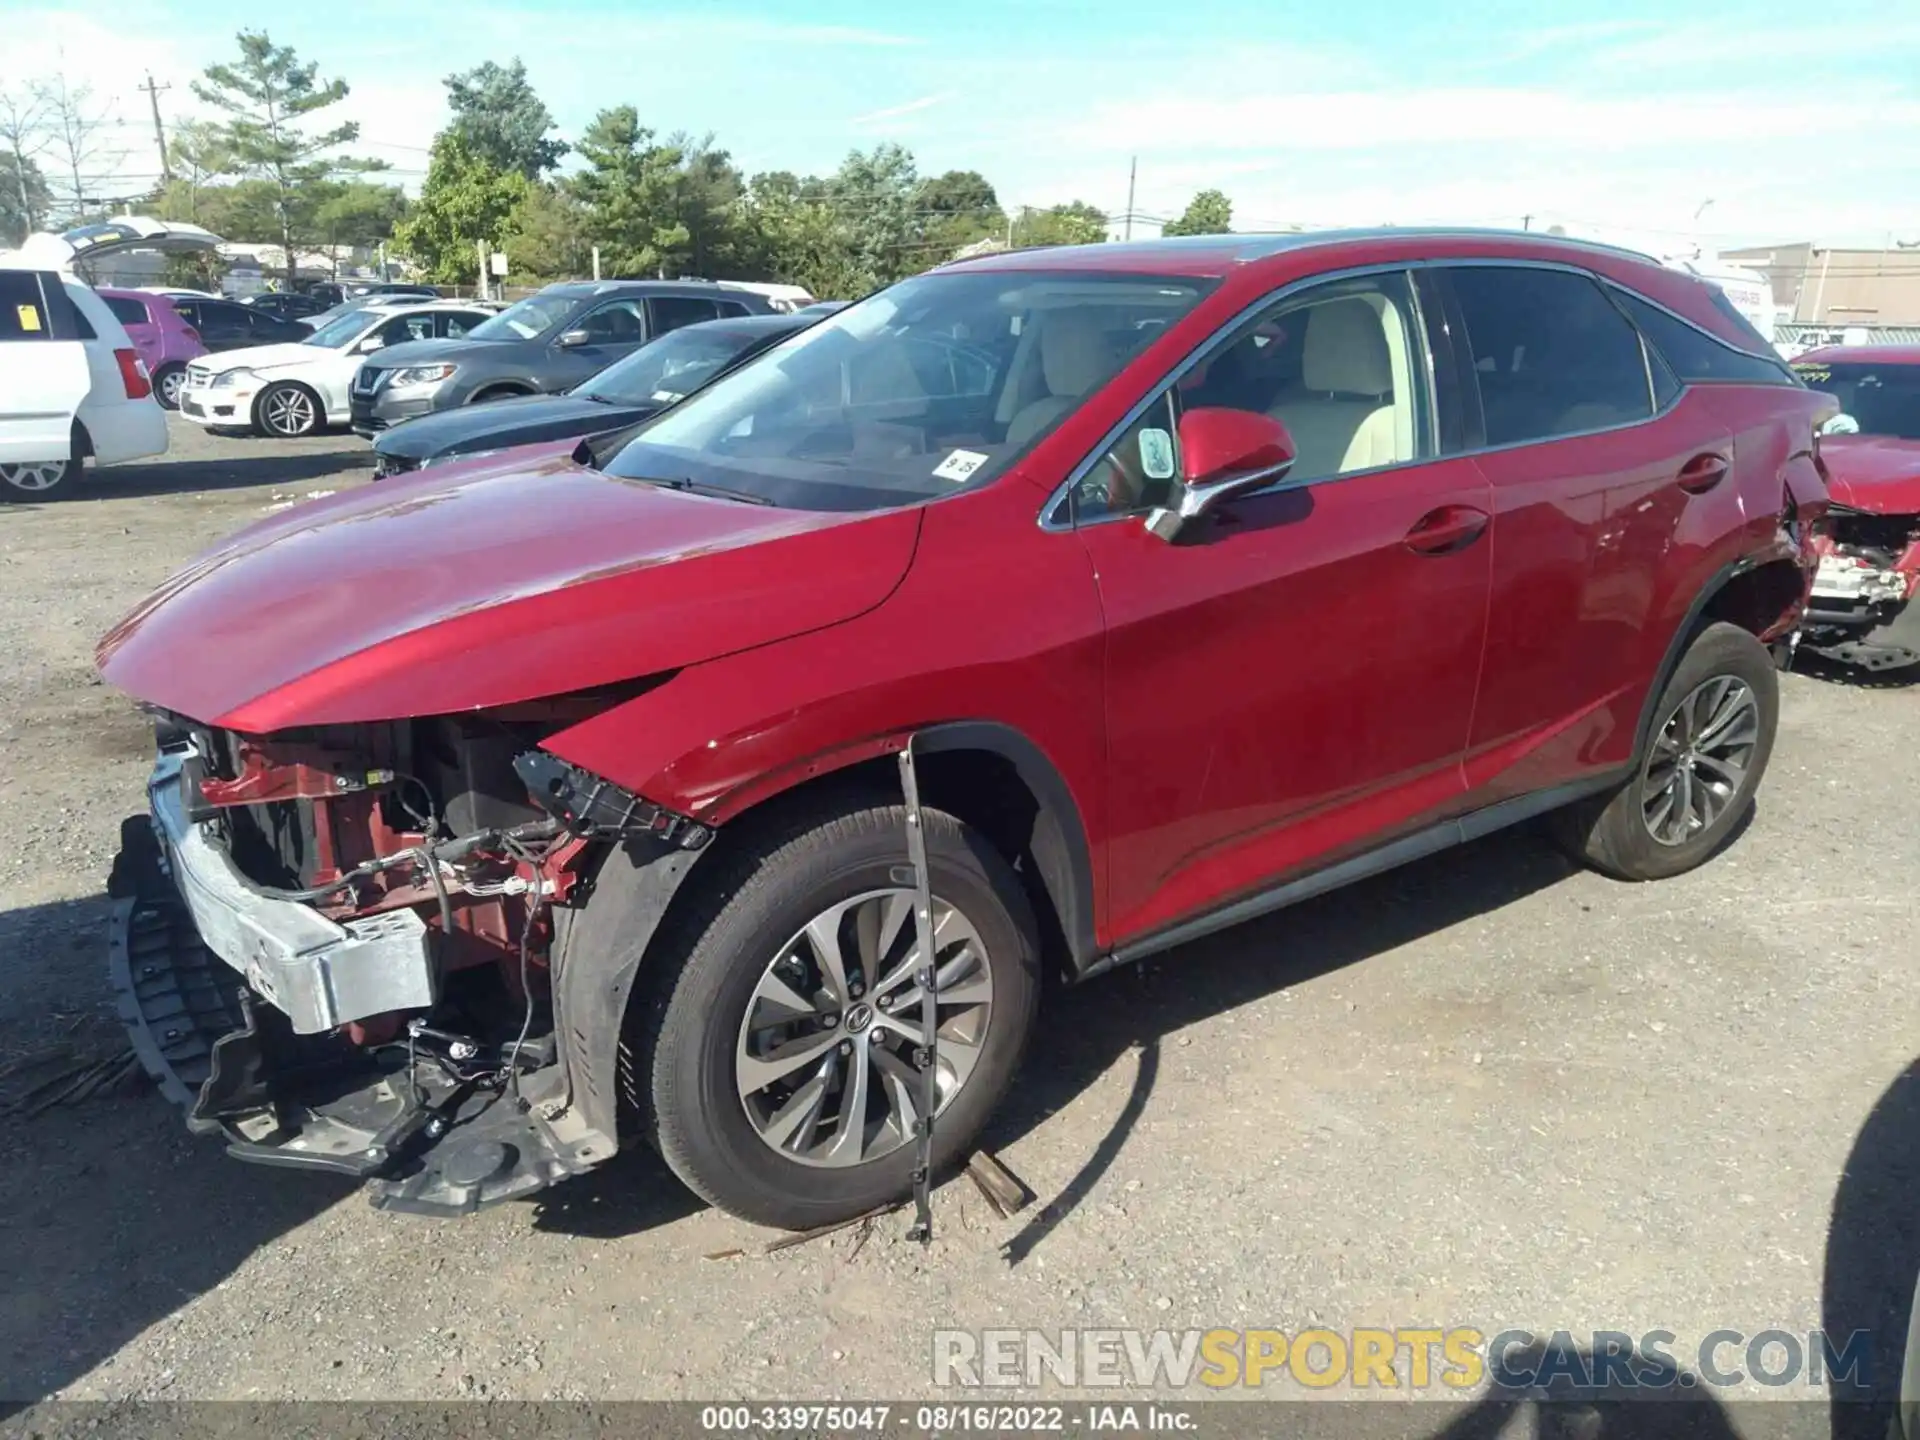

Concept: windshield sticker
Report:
left=650, top=389, right=683, bottom=402
left=1138, top=427, right=1175, bottom=480
left=16, top=304, right=41, bottom=332
left=933, top=448, right=989, bottom=483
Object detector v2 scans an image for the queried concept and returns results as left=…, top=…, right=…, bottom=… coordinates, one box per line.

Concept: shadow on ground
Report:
left=983, top=824, right=1581, bottom=1264
left=73, top=444, right=372, bottom=501
left=1792, top=652, right=1920, bottom=690
left=0, top=898, right=349, bottom=1411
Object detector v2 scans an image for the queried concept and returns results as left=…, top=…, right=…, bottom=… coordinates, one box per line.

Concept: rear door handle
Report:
left=1678, top=452, right=1730, bottom=494
left=1405, top=504, right=1490, bottom=555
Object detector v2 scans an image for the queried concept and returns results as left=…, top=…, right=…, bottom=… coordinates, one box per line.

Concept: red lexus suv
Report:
left=101, top=230, right=1830, bottom=1230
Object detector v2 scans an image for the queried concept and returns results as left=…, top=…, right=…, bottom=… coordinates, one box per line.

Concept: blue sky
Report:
left=8, top=0, right=1920, bottom=252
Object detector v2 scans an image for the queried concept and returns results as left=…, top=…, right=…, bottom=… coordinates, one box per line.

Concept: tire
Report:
left=0, top=453, right=80, bottom=501
left=1552, top=621, right=1779, bottom=881
left=630, top=802, right=1041, bottom=1230
left=255, top=381, right=320, bottom=438
left=152, top=363, right=188, bottom=411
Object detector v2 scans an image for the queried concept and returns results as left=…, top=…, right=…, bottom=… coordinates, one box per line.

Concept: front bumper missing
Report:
left=1803, top=554, right=1920, bottom=670
left=109, top=813, right=607, bottom=1216
left=148, top=743, right=434, bottom=1034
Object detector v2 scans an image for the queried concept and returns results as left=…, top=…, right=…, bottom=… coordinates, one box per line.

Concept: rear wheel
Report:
left=631, top=803, right=1041, bottom=1230
left=151, top=363, right=188, bottom=411
left=0, top=453, right=79, bottom=501
left=1552, top=621, right=1778, bottom=881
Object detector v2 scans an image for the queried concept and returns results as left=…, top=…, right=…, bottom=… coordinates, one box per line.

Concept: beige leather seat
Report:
left=1005, top=313, right=1111, bottom=447
left=1271, top=299, right=1401, bottom=478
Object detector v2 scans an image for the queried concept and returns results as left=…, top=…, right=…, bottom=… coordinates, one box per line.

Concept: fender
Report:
left=545, top=720, right=1098, bottom=1155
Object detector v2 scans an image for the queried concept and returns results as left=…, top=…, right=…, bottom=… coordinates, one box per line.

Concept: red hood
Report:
left=98, top=452, right=921, bottom=732
left=1819, top=435, right=1920, bottom=513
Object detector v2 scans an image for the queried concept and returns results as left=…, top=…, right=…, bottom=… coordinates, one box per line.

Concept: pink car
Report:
left=97, top=289, right=207, bottom=411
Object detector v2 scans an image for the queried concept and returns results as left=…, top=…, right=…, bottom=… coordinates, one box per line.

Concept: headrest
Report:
left=1302, top=298, right=1392, bottom=396
left=1040, top=312, right=1111, bottom=397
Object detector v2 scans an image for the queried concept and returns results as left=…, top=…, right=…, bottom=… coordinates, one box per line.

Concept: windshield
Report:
left=305, top=311, right=377, bottom=349
left=602, top=270, right=1212, bottom=510
left=1794, top=359, right=1920, bottom=440
left=577, top=326, right=766, bottom=406
left=468, top=292, right=576, bottom=341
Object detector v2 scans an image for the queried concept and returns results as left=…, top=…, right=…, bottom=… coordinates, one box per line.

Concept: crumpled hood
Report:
left=1820, top=435, right=1920, bottom=513
left=98, top=452, right=921, bottom=733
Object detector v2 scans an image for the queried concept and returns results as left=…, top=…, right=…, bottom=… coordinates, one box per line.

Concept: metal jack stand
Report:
left=898, top=740, right=939, bottom=1245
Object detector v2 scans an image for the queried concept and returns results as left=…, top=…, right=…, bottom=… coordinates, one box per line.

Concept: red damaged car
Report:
left=1789, top=346, right=1920, bottom=672
left=101, top=230, right=1830, bottom=1230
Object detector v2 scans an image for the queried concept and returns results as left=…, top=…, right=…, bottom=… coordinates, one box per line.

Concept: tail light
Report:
left=114, top=347, right=152, bottom=401
left=182, top=326, right=201, bottom=344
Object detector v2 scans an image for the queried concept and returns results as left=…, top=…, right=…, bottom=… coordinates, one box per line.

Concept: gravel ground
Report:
left=0, top=417, right=1914, bottom=1429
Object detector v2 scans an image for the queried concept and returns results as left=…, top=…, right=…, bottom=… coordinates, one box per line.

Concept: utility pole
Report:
left=1124, top=156, right=1137, bottom=241
left=1521, top=213, right=1532, bottom=231
left=138, top=72, right=172, bottom=182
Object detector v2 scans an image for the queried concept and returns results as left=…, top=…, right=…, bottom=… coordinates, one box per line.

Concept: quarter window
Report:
left=1611, top=289, right=1793, bottom=385
left=1448, top=267, right=1652, bottom=446
left=104, top=295, right=150, bottom=327
left=0, top=272, right=50, bottom=340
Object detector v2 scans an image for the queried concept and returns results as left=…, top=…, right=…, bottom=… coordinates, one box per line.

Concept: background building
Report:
left=1722, top=242, right=1920, bottom=329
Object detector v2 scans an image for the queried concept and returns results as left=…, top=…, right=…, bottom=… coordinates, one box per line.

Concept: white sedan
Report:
left=178, top=301, right=493, bottom=438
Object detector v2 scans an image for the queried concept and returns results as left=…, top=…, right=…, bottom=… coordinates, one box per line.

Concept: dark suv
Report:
left=167, top=296, right=311, bottom=352
left=102, top=230, right=1828, bottom=1232
left=348, top=279, right=769, bottom=435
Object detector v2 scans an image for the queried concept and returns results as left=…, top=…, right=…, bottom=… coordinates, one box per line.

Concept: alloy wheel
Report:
left=0, top=459, right=71, bottom=495
left=1640, top=675, right=1760, bottom=846
left=262, top=386, right=316, bottom=437
left=157, top=368, right=188, bottom=408
left=735, top=888, right=994, bottom=1168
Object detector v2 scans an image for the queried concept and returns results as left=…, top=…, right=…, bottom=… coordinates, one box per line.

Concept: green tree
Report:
left=1162, top=188, right=1232, bottom=236
left=311, top=179, right=409, bottom=271
left=502, top=181, right=589, bottom=281
left=0, top=152, right=50, bottom=246
left=569, top=107, right=691, bottom=278
left=916, top=168, right=1004, bottom=255
left=444, top=60, right=566, bottom=178
left=392, top=130, right=529, bottom=284
left=193, top=31, right=382, bottom=282
left=740, top=170, right=868, bottom=299
left=822, top=143, right=921, bottom=287
left=1015, top=201, right=1108, bottom=248
left=163, top=120, right=233, bottom=226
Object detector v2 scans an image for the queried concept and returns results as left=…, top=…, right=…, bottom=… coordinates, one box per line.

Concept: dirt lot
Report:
left=0, top=416, right=1915, bottom=1421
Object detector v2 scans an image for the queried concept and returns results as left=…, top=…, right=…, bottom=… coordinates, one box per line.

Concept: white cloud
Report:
left=851, top=92, right=958, bottom=127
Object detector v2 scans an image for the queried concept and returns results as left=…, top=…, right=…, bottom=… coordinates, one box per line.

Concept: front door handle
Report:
left=1405, top=504, right=1490, bottom=555
left=1678, top=452, right=1730, bottom=494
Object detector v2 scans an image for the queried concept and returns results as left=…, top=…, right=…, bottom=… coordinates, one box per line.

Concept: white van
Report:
left=0, top=217, right=220, bottom=499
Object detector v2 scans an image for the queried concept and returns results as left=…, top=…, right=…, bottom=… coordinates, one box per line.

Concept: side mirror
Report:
left=1820, top=412, right=1859, bottom=436
left=356, top=335, right=385, bottom=354
left=1144, top=407, right=1296, bottom=543
left=557, top=329, right=591, bottom=348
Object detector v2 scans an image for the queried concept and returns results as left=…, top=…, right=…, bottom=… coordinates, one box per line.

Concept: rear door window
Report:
left=104, top=295, right=150, bottom=328
left=1446, top=266, right=1653, bottom=447
left=375, top=312, right=436, bottom=346
left=438, top=310, right=488, bottom=337
left=0, top=272, right=51, bottom=341
left=649, top=296, right=722, bottom=335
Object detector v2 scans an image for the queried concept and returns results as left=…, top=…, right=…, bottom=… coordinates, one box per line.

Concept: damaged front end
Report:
left=1800, top=507, right=1920, bottom=672
left=110, top=711, right=705, bottom=1216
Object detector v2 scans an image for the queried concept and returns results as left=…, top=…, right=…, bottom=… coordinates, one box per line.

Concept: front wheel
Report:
left=1551, top=621, right=1779, bottom=881
left=255, top=382, right=320, bottom=438
left=632, top=803, right=1041, bottom=1230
